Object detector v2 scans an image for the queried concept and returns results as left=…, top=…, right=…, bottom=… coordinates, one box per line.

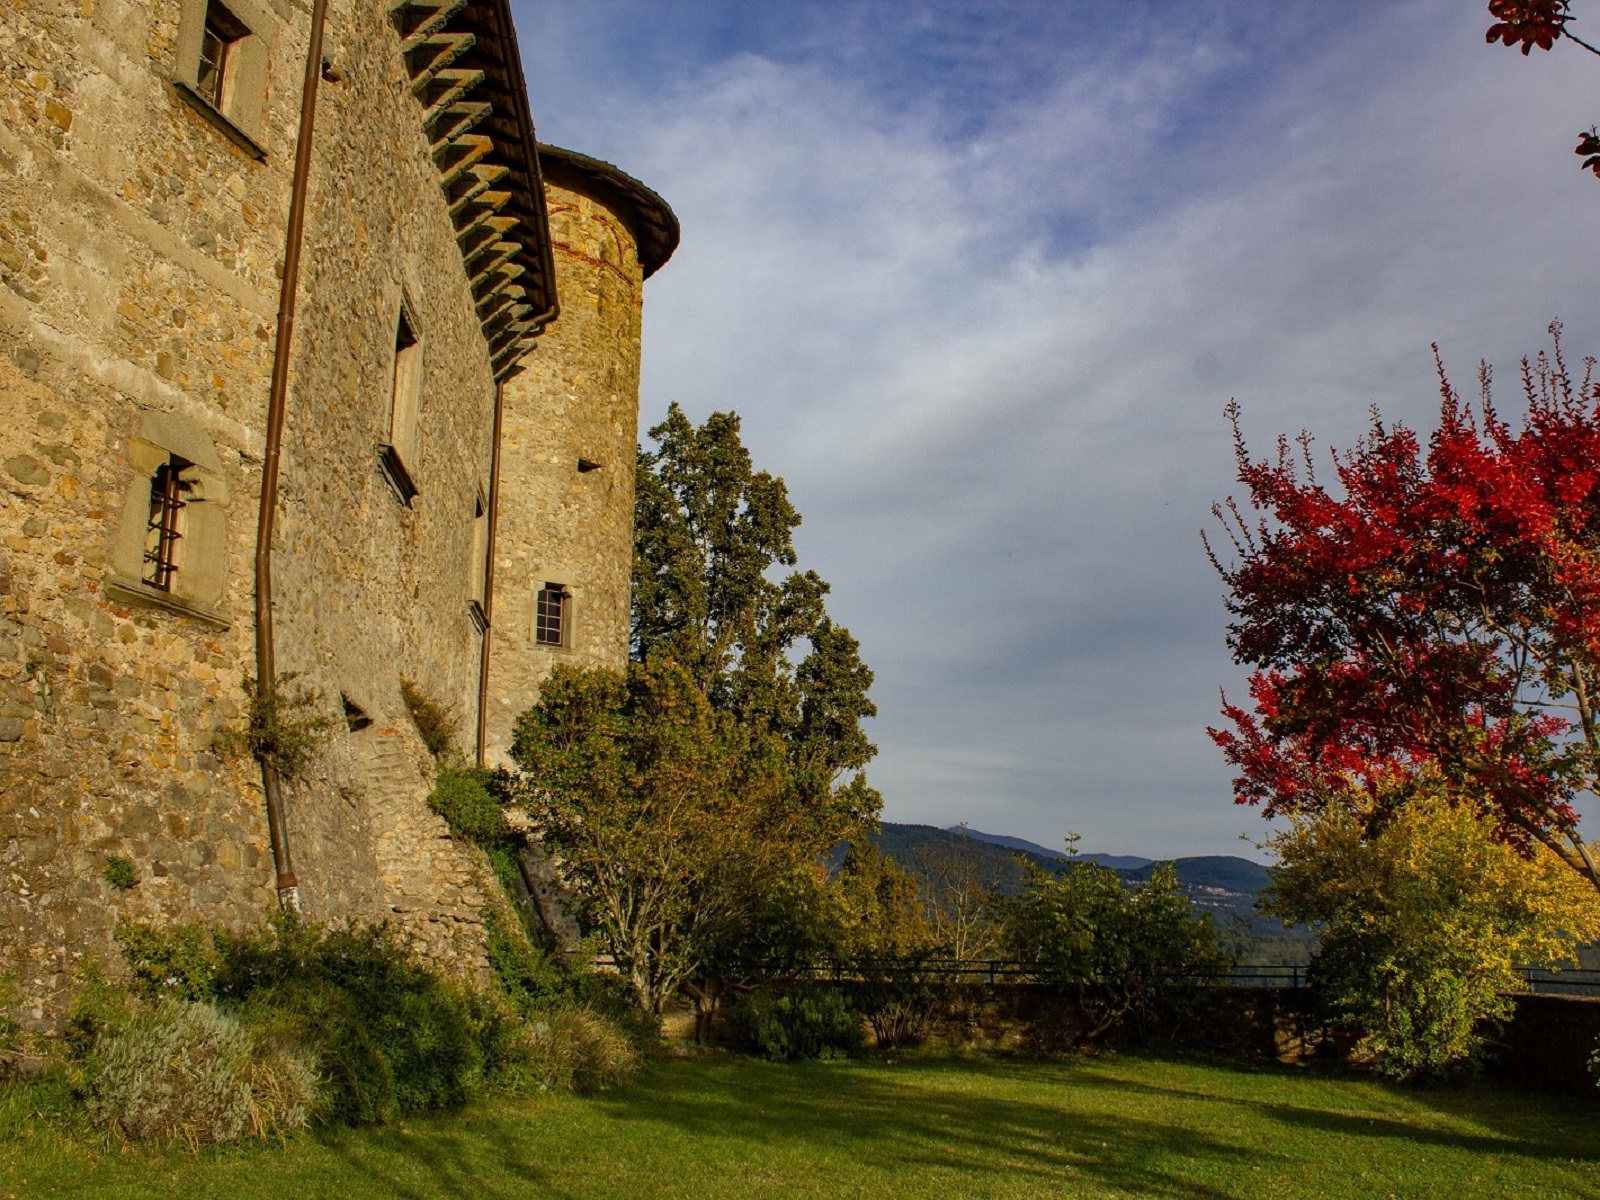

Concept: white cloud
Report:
left=519, top=0, right=1600, bottom=856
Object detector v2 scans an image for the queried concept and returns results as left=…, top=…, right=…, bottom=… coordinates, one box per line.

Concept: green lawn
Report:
left=2, top=1052, right=1595, bottom=1199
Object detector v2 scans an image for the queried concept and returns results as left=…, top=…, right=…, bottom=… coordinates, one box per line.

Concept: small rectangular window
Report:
left=196, top=2, right=248, bottom=111
left=535, top=583, right=568, bottom=648
left=143, top=455, right=193, bottom=591
left=469, top=490, right=489, bottom=628
left=380, top=301, right=423, bottom=504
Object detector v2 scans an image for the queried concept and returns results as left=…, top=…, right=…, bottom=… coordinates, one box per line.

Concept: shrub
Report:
left=103, top=855, right=138, bottom=891
left=485, top=909, right=568, bottom=1017
left=856, top=979, right=936, bottom=1049
left=504, top=1006, right=641, bottom=1094
left=739, top=988, right=861, bottom=1062
left=567, top=968, right=662, bottom=1052
left=1263, top=789, right=1600, bottom=1081
left=211, top=673, right=331, bottom=777
left=1001, top=852, right=1229, bottom=1043
left=428, top=764, right=506, bottom=842
left=113, top=916, right=512, bottom=1125
left=64, top=958, right=138, bottom=1060
left=401, top=678, right=458, bottom=759
left=214, top=919, right=497, bottom=1123
left=85, top=998, right=317, bottom=1149
left=115, top=920, right=219, bottom=1002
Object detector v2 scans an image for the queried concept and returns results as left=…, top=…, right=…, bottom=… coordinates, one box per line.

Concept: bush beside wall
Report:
left=86, top=999, right=317, bottom=1149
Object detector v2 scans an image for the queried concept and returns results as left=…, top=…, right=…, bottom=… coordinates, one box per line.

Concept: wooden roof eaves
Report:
left=392, top=0, right=559, bottom=381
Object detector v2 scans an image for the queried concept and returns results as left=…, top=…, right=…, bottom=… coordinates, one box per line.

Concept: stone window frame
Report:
left=378, top=296, right=423, bottom=506
left=107, top=411, right=231, bottom=628
left=172, top=0, right=274, bottom=161
left=533, top=577, right=576, bottom=652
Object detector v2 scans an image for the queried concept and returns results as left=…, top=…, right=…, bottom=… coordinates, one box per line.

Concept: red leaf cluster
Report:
left=1487, top=0, right=1571, bottom=53
left=1209, top=326, right=1600, bottom=863
left=1578, top=127, right=1600, bottom=177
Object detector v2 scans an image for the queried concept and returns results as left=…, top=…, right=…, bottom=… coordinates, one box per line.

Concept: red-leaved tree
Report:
left=1208, top=324, right=1600, bottom=892
left=1483, top=2, right=1600, bottom=176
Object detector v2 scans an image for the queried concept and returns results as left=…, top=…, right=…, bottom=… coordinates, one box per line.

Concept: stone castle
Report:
left=0, top=0, right=677, bottom=1024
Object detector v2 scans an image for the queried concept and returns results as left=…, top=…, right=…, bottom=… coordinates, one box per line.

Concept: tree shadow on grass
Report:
left=584, top=1057, right=1262, bottom=1199
left=311, top=1113, right=556, bottom=1200
left=1040, top=1057, right=1600, bottom=1166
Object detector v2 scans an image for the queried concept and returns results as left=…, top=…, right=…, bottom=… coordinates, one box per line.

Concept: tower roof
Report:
left=536, top=145, right=680, bottom=279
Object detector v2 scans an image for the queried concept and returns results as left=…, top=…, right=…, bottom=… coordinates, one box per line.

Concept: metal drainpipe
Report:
left=475, top=379, right=506, bottom=766
left=255, top=0, right=330, bottom=913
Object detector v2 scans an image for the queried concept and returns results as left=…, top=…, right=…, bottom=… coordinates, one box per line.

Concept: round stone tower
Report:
left=483, top=145, right=678, bottom=763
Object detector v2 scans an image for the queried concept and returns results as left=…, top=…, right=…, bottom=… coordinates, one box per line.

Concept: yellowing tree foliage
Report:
left=1263, top=780, right=1600, bottom=1079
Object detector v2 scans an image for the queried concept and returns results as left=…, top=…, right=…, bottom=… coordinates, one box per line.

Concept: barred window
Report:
left=534, top=583, right=568, bottom=647
left=143, top=455, right=194, bottom=591
left=196, top=2, right=248, bottom=110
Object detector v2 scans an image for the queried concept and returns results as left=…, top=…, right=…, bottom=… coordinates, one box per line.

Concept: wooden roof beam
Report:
left=389, top=0, right=467, bottom=45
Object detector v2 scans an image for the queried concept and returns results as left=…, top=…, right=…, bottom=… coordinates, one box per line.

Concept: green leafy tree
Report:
left=828, top=842, right=942, bottom=1049
left=1001, top=844, right=1228, bottom=1042
left=1263, top=776, right=1600, bottom=1080
left=910, top=825, right=1014, bottom=961
left=828, top=842, right=936, bottom=962
left=639, top=406, right=884, bottom=1009
left=633, top=404, right=880, bottom=840
left=510, top=406, right=882, bottom=1028
left=512, top=657, right=808, bottom=1017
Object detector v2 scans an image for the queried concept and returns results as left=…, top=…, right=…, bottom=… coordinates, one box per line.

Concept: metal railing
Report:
left=751, top=959, right=1600, bottom=994
left=1515, top=966, right=1600, bottom=996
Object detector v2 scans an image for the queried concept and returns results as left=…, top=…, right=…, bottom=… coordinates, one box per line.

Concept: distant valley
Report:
left=871, top=822, right=1314, bottom=960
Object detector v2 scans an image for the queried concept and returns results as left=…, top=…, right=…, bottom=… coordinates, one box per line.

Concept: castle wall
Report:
left=483, top=170, right=646, bottom=761
left=263, top=0, right=507, bottom=968
left=0, top=0, right=511, bottom=1023
left=2, top=0, right=304, bottom=1026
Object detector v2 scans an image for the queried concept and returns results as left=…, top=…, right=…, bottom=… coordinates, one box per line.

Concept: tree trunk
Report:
left=685, top=977, right=724, bottom=1046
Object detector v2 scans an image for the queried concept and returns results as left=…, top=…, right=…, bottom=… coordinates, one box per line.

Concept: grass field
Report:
left=1, top=1052, right=1595, bottom=1199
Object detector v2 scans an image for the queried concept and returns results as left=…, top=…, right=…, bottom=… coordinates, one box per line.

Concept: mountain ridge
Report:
left=872, top=821, right=1310, bottom=956
left=949, top=826, right=1153, bottom=870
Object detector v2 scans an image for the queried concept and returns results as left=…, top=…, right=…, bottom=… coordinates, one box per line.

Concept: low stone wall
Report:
left=718, top=980, right=1326, bottom=1061
left=723, top=980, right=1600, bottom=1095
left=1491, top=993, right=1600, bottom=1094
left=885, top=983, right=1324, bottom=1061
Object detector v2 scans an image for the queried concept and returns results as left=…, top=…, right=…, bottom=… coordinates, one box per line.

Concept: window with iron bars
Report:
left=535, top=582, right=568, bottom=647
left=143, top=455, right=193, bottom=591
left=195, top=2, right=248, bottom=111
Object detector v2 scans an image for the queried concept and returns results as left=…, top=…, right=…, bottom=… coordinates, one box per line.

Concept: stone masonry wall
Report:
left=0, top=0, right=305, bottom=1027
left=0, top=0, right=511, bottom=1022
left=483, top=170, right=645, bottom=762
left=261, top=0, right=508, bottom=975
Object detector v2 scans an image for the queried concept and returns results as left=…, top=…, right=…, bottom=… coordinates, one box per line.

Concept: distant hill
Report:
left=869, top=822, right=1314, bottom=958
left=953, top=826, right=1152, bottom=870
left=1122, top=854, right=1272, bottom=897
left=869, top=823, right=1035, bottom=882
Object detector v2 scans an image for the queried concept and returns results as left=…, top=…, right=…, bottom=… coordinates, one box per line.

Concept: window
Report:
left=175, top=0, right=270, bottom=158
left=195, top=3, right=247, bottom=110
left=143, top=455, right=193, bottom=591
left=535, top=583, right=568, bottom=648
left=108, top=412, right=231, bottom=626
left=469, top=489, right=489, bottom=630
left=379, top=301, right=423, bottom=504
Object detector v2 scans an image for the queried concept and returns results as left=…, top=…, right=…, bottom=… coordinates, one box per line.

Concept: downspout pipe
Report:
left=476, top=379, right=506, bottom=766
left=256, top=0, right=330, bottom=912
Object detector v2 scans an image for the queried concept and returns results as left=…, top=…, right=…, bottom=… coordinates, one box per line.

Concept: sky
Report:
left=510, top=0, right=1600, bottom=860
